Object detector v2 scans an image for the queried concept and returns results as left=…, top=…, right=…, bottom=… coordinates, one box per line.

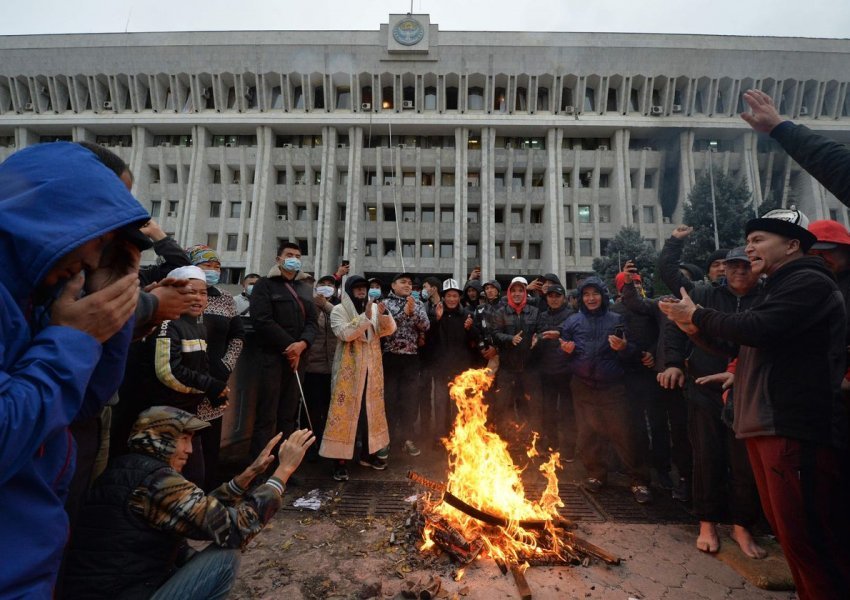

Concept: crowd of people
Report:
left=0, top=89, right=848, bottom=599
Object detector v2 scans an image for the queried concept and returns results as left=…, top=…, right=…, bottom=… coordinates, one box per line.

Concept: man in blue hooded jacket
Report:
left=560, top=277, right=653, bottom=504
left=0, top=142, right=149, bottom=598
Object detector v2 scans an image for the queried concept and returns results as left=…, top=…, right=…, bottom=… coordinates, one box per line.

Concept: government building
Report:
left=2, top=15, right=850, bottom=286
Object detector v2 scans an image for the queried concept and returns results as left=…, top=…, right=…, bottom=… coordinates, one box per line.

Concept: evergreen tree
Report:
left=592, top=226, right=658, bottom=293
left=681, top=171, right=755, bottom=267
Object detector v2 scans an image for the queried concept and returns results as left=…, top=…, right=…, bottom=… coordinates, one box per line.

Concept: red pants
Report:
left=746, top=436, right=850, bottom=600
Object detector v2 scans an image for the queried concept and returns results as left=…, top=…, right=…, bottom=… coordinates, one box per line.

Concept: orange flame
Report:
left=425, top=368, right=566, bottom=564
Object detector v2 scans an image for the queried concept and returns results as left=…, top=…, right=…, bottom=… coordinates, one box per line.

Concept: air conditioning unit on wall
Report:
left=361, top=102, right=372, bottom=111
left=402, top=100, right=414, bottom=109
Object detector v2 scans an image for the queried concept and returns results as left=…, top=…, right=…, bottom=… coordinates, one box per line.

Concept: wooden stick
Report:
left=510, top=565, right=533, bottom=600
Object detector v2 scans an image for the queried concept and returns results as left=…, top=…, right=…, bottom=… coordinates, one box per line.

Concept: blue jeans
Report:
left=152, top=546, right=241, bottom=600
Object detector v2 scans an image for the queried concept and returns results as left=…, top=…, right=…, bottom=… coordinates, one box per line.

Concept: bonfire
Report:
left=408, top=368, right=618, bottom=598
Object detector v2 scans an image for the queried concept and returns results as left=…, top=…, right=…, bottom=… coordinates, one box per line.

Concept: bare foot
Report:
left=731, top=525, right=767, bottom=559
left=696, top=521, right=720, bottom=553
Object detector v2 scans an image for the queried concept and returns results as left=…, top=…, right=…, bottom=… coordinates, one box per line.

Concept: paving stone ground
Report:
left=225, top=443, right=797, bottom=599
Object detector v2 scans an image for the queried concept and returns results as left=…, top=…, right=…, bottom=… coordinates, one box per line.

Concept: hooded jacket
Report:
left=63, top=408, right=286, bottom=599
left=692, top=256, right=848, bottom=445
left=534, top=303, right=574, bottom=375
left=462, top=279, right=483, bottom=308
left=0, top=143, right=149, bottom=598
left=560, top=277, right=639, bottom=388
left=492, top=290, right=539, bottom=372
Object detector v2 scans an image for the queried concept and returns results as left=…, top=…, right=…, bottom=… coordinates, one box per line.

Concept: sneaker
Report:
left=672, top=477, right=690, bottom=503
left=376, top=446, right=390, bottom=460
left=656, top=470, right=674, bottom=490
left=358, top=455, right=387, bottom=471
left=403, top=440, right=421, bottom=457
left=583, top=477, right=604, bottom=493
left=631, top=484, right=653, bottom=504
left=333, top=465, right=349, bottom=481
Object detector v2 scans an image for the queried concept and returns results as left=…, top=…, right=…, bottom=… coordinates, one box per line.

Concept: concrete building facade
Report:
left=2, top=16, right=850, bottom=286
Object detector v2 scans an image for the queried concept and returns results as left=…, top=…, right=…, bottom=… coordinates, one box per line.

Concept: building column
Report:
left=454, top=127, right=469, bottom=282
left=343, top=127, right=364, bottom=274
left=544, top=127, right=562, bottom=276
left=314, top=126, right=337, bottom=277
left=246, top=125, right=272, bottom=273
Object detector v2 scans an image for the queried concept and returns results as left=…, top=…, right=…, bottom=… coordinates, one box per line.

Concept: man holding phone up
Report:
left=560, top=277, right=653, bottom=504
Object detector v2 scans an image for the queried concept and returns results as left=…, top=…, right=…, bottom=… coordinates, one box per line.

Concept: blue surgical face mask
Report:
left=282, top=257, right=302, bottom=272
left=420, top=289, right=430, bottom=300
left=204, top=270, right=220, bottom=286
left=368, top=288, right=382, bottom=300
left=316, top=285, right=335, bottom=298
left=411, top=291, right=421, bottom=301
left=246, top=284, right=254, bottom=296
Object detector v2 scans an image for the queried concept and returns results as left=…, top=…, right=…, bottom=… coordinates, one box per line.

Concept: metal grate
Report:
left=284, top=479, right=694, bottom=524
left=582, top=485, right=696, bottom=524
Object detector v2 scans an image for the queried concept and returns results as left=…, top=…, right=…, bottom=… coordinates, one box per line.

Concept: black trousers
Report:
left=491, top=368, right=539, bottom=446
left=383, top=353, right=421, bottom=448
left=201, top=417, right=223, bottom=491
left=252, top=352, right=299, bottom=456
left=687, top=380, right=761, bottom=526
left=572, top=379, right=649, bottom=486
left=537, top=371, right=576, bottom=455
left=304, top=371, right=332, bottom=448
left=659, top=385, right=692, bottom=480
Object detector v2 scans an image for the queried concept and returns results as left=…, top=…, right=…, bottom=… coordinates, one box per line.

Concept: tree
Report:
left=592, top=226, right=658, bottom=293
left=681, top=171, right=755, bottom=268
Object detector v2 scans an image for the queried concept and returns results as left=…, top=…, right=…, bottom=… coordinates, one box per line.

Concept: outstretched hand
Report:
left=234, top=432, right=283, bottom=488
left=274, top=429, right=315, bottom=482
left=740, top=89, right=784, bottom=134
left=658, top=288, right=698, bottom=325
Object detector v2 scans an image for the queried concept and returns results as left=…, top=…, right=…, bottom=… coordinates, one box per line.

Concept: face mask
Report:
left=316, top=285, right=335, bottom=298
left=368, top=288, right=382, bottom=300
left=282, top=257, right=302, bottom=272
left=420, top=289, right=430, bottom=300
left=246, top=284, right=254, bottom=296
left=204, top=270, right=220, bottom=286
left=411, top=291, right=421, bottom=301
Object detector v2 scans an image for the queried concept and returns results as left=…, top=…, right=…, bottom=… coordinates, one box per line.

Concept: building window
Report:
left=297, top=206, right=308, bottom=221
left=276, top=170, right=287, bottom=185
left=421, top=172, right=434, bottom=186
left=296, top=239, right=309, bottom=255
left=402, top=207, right=416, bottom=222
left=243, top=235, right=249, bottom=252
left=642, top=206, right=656, bottom=224
left=829, top=208, right=839, bottom=221
left=421, top=243, right=434, bottom=258
left=422, top=208, right=435, bottom=223
left=150, top=201, right=161, bottom=218
left=530, top=209, right=543, bottom=224
left=231, top=169, right=241, bottom=185
left=467, top=172, right=479, bottom=188
left=599, top=172, right=610, bottom=188
left=578, top=205, right=591, bottom=223
left=168, top=201, right=179, bottom=213
left=226, top=234, right=238, bottom=251
left=205, top=233, right=219, bottom=249
left=441, top=172, right=455, bottom=186
left=384, top=240, right=397, bottom=256
left=512, top=174, right=524, bottom=189
left=495, top=243, right=504, bottom=259
left=229, top=202, right=242, bottom=218
left=531, top=173, right=545, bottom=188
left=579, top=238, right=593, bottom=256
left=212, top=168, right=221, bottom=184
left=562, top=172, right=571, bottom=188
left=468, top=87, right=484, bottom=111
left=579, top=170, right=593, bottom=188
left=644, top=172, right=655, bottom=188
left=599, top=205, right=611, bottom=223
left=495, top=208, right=504, bottom=223
left=440, top=243, right=453, bottom=258
left=366, top=205, right=377, bottom=221
left=565, top=238, right=573, bottom=256
left=209, top=202, right=221, bottom=218
left=467, top=208, right=479, bottom=224
left=383, top=206, right=396, bottom=221
left=467, top=243, right=479, bottom=258
left=403, top=172, right=416, bottom=186
left=294, top=170, right=306, bottom=185
left=365, top=239, right=377, bottom=257
left=509, top=243, right=522, bottom=260
left=276, top=204, right=288, bottom=219
left=510, top=208, right=523, bottom=224
left=529, top=243, right=541, bottom=259
left=402, top=241, right=415, bottom=258
left=150, top=166, right=161, bottom=183
left=440, top=208, right=455, bottom=223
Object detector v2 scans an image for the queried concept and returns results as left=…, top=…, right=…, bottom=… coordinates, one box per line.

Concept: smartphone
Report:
left=341, top=259, right=350, bottom=267
left=613, top=324, right=625, bottom=339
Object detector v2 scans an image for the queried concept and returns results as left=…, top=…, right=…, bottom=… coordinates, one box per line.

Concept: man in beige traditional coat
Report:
left=320, top=276, right=396, bottom=481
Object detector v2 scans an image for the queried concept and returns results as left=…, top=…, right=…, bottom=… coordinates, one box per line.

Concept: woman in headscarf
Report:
left=186, top=244, right=245, bottom=490
left=320, top=276, right=396, bottom=481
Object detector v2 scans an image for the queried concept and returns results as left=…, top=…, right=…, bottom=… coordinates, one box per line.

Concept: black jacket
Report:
left=770, top=122, right=850, bottom=207
left=533, top=304, right=574, bottom=375
left=693, top=256, right=847, bottom=446
left=493, top=302, right=539, bottom=372
left=431, top=305, right=473, bottom=373
left=63, top=453, right=180, bottom=600
left=664, top=280, right=761, bottom=382
left=250, top=273, right=318, bottom=354
left=138, top=236, right=191, bottom=287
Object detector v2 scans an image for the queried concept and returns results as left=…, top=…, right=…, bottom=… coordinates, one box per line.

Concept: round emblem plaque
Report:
left=392, top=18, right=425, bottom=46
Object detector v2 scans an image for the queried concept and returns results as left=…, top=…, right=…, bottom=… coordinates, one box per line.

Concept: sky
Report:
left=3, top=0, right=850, bottom=38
